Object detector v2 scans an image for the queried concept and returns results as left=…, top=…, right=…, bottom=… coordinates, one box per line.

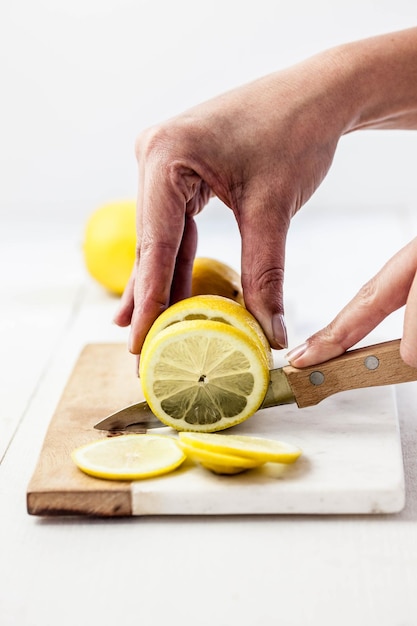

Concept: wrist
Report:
left=327, top=28, right=417, bottom=133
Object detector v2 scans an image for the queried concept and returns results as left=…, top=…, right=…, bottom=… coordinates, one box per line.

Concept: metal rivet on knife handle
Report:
left=364, top=355, right=379, bottom=370
left=284, top=339, right=417, bottom=409
left=309, top=371, right=325, bottom=386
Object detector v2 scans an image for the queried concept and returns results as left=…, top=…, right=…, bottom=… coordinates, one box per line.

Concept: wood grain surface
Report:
left=27, top=343, right=141, bottom=516
left=285, top=339, right=417, bottom=407
left=27, top=342, right=406, bottom=518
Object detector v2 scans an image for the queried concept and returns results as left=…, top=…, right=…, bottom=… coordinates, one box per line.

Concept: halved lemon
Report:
left=179, top=432, right=302, bottom=464
left=139, top=318, right=270, bottom=432
left=180, top=440, right=260, bottom=475
left=141, top=294, right=273, bottom=369
left=71, top=434, right=186, bottom=480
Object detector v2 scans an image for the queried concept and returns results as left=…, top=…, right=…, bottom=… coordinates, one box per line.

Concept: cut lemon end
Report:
left=140, top=295, right=273, bottom=369
left=180, top=441, right=261, bottom=475
left=139, top=318, right=269, bottom=433
left=179, top=432, right=302, bottom=464
left=71, top=434, right=186, bottom=481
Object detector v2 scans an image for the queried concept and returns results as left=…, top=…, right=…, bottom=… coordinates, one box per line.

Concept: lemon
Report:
left=179, top=432, right=302, bottom=464
left=71, top=434, right=186, bottom=480
left=141, top=294, right=273, bottom=369
left=83, top=200, right=136, bottom=295
left=139, top=318, right=270, bottom=432
left=191, top=257, right=244, bottom=304
left=180, top=440, right=260, bottom=474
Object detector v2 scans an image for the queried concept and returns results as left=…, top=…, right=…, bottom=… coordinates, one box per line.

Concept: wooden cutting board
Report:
left=27, top=343, right=405, bottom=517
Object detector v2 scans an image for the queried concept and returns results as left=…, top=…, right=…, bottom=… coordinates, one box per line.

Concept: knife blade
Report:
left=94, top=339, right=417, bottom=433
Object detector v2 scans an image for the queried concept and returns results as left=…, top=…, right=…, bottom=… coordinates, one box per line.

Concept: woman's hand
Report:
left=114, top=52, right=353, bottom=353
left=287, top=238, right=417, bottom=368
left=114, top=27, right=417, bottom=358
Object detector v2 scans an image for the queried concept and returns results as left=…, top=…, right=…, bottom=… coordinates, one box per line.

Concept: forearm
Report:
left=330, top=27, right=417, bottom=132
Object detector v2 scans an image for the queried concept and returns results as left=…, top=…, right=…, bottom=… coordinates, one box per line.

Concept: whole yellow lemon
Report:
left=83, top=200, right=136, bottom=295
left=191, top=257, right=244, bottom=305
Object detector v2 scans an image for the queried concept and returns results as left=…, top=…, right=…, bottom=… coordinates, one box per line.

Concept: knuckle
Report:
left=140, top=235, right=178, bottom=259
left=135, top=123, right=201, bottom=204
left=310, top=324, right=351, bottom=354
left=242, top=265, right=285, bottom=307
left=134, top=124, right=174, bottom=163
left=355, top=276, right=393, bottom=320
left=356, top=279, right=379, bottom=308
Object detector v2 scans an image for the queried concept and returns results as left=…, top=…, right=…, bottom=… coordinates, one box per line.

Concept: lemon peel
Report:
left=191, top=257, right=244, bottom=305
left=83, top=200, right=136, bottom=295
left=180, top=440, right=260, bottom=474
left=179, top=432, right=302, bottom=464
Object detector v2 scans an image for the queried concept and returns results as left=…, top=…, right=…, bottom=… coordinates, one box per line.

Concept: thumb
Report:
left=237, top=192, right=290, bottom=350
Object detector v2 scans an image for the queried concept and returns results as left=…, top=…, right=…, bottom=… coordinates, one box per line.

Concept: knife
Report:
left=94, top=339, right=417, bottom=433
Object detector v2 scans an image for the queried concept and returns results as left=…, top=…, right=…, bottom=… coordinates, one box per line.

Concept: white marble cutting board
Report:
left=131, top=385, right=405, bottom=515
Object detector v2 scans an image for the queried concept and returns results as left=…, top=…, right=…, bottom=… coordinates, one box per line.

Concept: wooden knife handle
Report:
left=283, top=339, right=417, bottom=408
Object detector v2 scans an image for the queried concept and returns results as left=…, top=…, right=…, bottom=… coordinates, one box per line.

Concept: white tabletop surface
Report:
left=1, top=203, right=417, bottom=626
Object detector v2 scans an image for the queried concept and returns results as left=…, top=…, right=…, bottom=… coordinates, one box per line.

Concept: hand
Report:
left=287, top=238, right=417, bottom=368
left=115, top=27, right=417, bottom=356
left=114, top=53, right=351, bottom=353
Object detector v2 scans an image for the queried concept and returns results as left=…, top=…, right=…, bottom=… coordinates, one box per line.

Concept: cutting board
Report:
left=27, top=343, right=405, bottom=517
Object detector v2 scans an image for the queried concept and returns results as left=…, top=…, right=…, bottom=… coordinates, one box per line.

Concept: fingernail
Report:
left=286, top=342, right=308, bottom=364
left=272, top=314, right=288, bottom=349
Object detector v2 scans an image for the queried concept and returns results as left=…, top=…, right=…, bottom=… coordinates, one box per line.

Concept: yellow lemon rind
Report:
left=140, top=294, right=273, bottom=370
left=178, top=432, right=302, bottom=464
left=180, top=441, right=260, bottom=475
left=83, top=199, right=136, bottom=296
left=191, top=257, right=245, bottom=305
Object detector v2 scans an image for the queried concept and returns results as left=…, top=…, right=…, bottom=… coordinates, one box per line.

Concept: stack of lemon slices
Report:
left=72, top=432, right=302, bottom=479
left=139, top=294, right=273, bottom=433
left=178, top=432, right=301, bottom=475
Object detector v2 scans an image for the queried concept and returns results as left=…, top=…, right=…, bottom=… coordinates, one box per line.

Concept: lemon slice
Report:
left=180, top=441, right=260, bottom=474
left=179, top=432, right=302, bottom=464
left=139, top=319, right=270, bottom=432
left=141, top=294, right=273, bottom=368
left=71, top=434, right=186, bottom=480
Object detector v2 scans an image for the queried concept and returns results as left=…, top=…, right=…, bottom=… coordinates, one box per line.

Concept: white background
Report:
left=2, top=0, right=417, bottom=226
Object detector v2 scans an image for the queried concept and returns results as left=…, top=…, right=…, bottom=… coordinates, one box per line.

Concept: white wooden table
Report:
left=1, top=203, right=417, bottom=626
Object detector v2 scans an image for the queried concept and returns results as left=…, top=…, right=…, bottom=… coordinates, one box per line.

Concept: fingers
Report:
left=287, top=238, right=417, bottom=367
left=127, top=126, right=210, bottom=354
left=237, top=184, right=291, bottom=350
left=113, top=267, right=135, bottom=327
left=169, top=216, right=198, bottom=304
left=128, top=169, right=187, bottom=354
